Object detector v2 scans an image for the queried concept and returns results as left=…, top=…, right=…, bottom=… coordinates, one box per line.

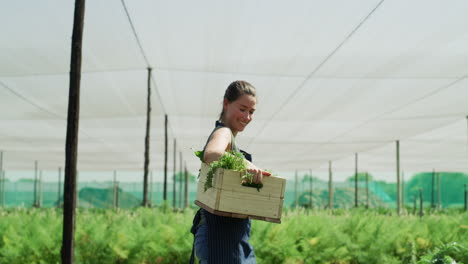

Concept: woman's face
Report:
left=223, top=94, right=256, bottom=135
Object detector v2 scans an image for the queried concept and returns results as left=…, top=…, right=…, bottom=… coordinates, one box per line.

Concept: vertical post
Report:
left=179, top=151, right=183, bottom=209
left=1, top=170, right=4, bottom=208
left=34, top=161, right=38, bottom=207
left=142, top=67, right=152, bottom=207
left=294, top=170, right=298, bottom=208
left=328, top=161, right=333, bottom=209
left=366, top=172, right=369, bottom=209
left=396, top=140, right=401, bottom=215
left=113, top=170, right=117, bottom=209
left=62, top=0, right=85, bottom=262
left=184, top=164, right=188, bottom=208
left=413, top=195, right=417, bottom=215
left=464, top=184, right=467, bottom=212
left=149, top=171, right=153, bottom=207
left=57, top=167, right=62, bottom=208
left=354, top=153, right=358, bottom=208
left=402, top=171, right=405, bottom=209
left=419, top=188, right=424, bottom=217
left=309, top=169, right=313, bottom=209
left=38, top=170, right=42, bottom=208
left=172, top=139, right=176, bottom=207
left=115, top=180, right=119, bottom=209
left=0, top=151, right=3, bottom=208
left=437, top=172, right=441, bottom=210
left=163, top=114, right=168, bottom=202
left=431, top=169, right=435, bottom=209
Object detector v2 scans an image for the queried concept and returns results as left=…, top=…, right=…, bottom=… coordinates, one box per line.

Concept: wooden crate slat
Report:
left=218, top=190, right=282, bottom=218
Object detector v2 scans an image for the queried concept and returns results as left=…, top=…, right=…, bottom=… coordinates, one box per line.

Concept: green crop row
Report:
left=0, top=207, right=466, bottom=263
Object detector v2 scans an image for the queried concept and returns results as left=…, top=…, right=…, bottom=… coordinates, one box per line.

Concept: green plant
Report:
left=203, top=151, right=247, bottom=191
left=417, top=242, right=466, bottom=264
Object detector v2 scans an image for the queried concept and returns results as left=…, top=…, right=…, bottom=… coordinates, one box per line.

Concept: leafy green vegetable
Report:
left=193, top=149, right=267, bottom=192
left=194, top=150, right=204, bottom=162
left=203, top=151, right=247, bottom=191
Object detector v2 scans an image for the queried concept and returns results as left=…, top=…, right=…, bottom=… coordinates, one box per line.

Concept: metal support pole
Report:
left=464, top=184, right=467, bottom=212
left=57, top=167, right=62, bottom=208
left=142, top=67, right=152, bottom=207
left=366, top=172, right=369, bottom=209
left=184, top=164, right=188, bottom=208
left=419, top=188, right=424, bottom=217
left=75, top=171, right=80, bottom=208
left=115, top=180, right=119, bottom=209
left=309, top=169, right=313, bottom=209
left=355, top=153, right=358, bottom=208
left=163, top=114, right=168, bottom=202
left=431, top=169, right=435, bottom=209
left=149, top=171, right=153, bottom=207
left=437, top=172, right=441, bottom=210
left=38, top=170, right=42, bottom=208
left=113, top=170, right=117, bottom=209
left=0, top=170, right=4, bottom=208
left=328, top=161, right=333, bottom=209
left=0, top=151, right=3, bottom=208
left=402, top=171, right=405, bottom=209
left=34, top=161, right=38, bottom=207
left=173, top=139, right=176, bottom=208
left=396, top=140, right=401, bottom=215
left=179, top=151, right=183, bottom=208
left=294, top=170, right=298, bottom=208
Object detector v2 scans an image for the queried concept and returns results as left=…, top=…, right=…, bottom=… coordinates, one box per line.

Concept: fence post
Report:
left=396, top=140, right=401, bottom=215
left=366, top=172, right=369, bottom=209
left=38, top=170, right=42, bottom=208
left=464, top=184, right=467, bottom=212
left=0, top=151, right=3, bottom=208
left=0, top=169, right=6, bottom=208
left=437, top=172, right=441, bottom=210
left=402, top=171, right=405, bottom=210
left=328, top=161, right=333, bottom=210
left=419, top=188, right=424, bottom=218
left=57, top=167, right=62, bottom=208
left=309, top=169, right=313, bottom=209
left=354, top=153, right=358, bottom=208
left=431, top=169, right=435, bottom=209
left=34, top=161, right=38, bottom=207
left=173, top=139, right=176, bottom=208
left=184, top=164, right=188, bottom=209
left=113, top=170, right=117, bottom=209
left=179, top=151, right=183, bottom=209
left=142, top=67, right=152, bottom=207
left=164, top=114, right=168, bottom=205
left=294, top=170, right=298, bottom=208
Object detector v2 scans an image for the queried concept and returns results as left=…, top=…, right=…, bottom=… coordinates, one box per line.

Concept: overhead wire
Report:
left=0, top=81, right=128, bottom=160
left=246, top=0, right=386, bottom=149
left=120, top=0, right=180, bottom=162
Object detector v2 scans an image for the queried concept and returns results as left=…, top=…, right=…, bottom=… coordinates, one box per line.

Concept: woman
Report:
left=190, top=80, right=271, bottom=264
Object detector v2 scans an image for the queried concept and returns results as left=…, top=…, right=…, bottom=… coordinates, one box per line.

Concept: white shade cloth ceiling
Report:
left=0, top=0, right=467, bottom=177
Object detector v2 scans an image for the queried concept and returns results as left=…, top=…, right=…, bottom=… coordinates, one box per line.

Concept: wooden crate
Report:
left=195, top=163, right=286, bottom=223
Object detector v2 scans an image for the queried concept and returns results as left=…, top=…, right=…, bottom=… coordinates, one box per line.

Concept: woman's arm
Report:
left=203, top=127, right=231, bottom=164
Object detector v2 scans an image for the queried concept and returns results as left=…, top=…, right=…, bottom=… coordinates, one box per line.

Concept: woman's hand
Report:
left=246, top=160, right=271, bottom=184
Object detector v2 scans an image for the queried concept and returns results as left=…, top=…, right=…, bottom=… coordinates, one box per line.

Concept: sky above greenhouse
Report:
left=0, top=1, right=467, bottom=182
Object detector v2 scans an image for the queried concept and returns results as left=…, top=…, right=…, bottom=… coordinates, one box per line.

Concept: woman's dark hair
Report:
left=219, top=80, right=256, bottom=120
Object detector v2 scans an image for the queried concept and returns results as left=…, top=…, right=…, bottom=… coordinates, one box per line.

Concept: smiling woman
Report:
left=190, top=80, right=270, bottom=264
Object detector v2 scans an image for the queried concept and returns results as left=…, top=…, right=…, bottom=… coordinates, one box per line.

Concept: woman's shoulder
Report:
left=209, top=126, right=232, bottom=140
